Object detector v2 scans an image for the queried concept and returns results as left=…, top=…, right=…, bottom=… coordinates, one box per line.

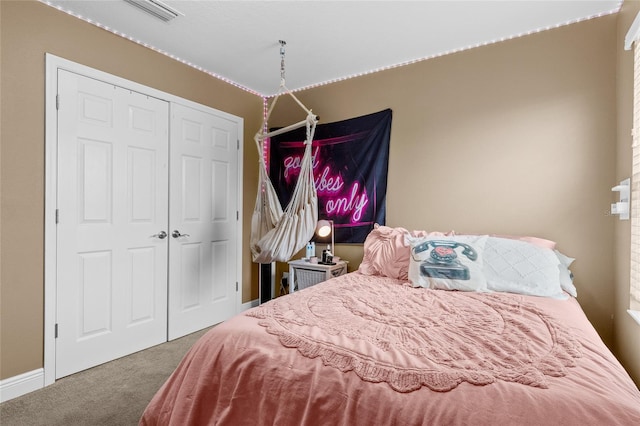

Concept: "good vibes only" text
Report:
left=283, top=147, right=368, bottom=223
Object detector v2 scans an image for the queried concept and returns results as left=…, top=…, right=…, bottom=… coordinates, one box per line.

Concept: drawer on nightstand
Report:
left=293, top=268, right=326, bottom=290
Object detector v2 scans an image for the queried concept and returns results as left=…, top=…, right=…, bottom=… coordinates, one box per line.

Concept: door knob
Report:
left=151, top=231, right=167, bottom=239
left=172, top=230, right=190, bottom=238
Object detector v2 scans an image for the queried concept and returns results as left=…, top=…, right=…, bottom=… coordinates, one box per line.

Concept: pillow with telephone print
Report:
left=407, top=235, right=488, bottom=292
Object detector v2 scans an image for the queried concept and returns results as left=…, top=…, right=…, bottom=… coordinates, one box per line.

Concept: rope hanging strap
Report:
left=250, top=40, right=320, bottom=264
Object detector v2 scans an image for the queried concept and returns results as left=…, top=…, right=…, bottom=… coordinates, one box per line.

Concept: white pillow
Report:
left=407, top=235, right=488, bottom=292
left=483, top=237, right=567, bottom=299
left=555, top=250, right=577, bottom=297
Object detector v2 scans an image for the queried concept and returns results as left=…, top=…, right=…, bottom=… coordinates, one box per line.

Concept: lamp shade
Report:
left=316, top=220, right=332, bottom=237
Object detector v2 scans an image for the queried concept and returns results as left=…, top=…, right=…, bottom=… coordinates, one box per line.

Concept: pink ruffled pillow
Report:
left=492, top=235, right=557, bottom=250
left=455, top=233, right=557, bottom=250
left=358, top=224, right=451, bottom=280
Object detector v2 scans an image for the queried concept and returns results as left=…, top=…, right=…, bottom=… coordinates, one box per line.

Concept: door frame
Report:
left=44, top=54, right=243, bottom=386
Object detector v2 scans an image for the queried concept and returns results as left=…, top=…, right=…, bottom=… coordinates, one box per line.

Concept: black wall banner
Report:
left=269, top=109, right=392, bottom=244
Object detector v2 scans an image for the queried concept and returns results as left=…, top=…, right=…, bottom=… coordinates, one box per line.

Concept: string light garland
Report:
left=262, top=95, right=269, bottom=168
left=40, top=0, right=621, bottom=99
left=39, top=0, right=262, bottom=97
left=280, top=2, right=623, bottom=97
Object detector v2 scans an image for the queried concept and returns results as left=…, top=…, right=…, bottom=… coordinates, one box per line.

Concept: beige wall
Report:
left=615, top=0, right=640, bottom=385
left=2, top=0, right=637, bottom=388
left=270, top=13, right=621, bottom=364
left=0, top=0, right=261, bottom=379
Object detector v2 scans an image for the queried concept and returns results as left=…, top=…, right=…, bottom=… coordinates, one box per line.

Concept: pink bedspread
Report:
left=141, top=273, right=640, bottom=426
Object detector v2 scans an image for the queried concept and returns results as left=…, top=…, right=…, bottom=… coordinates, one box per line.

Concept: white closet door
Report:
left=168, top=102, right=238, bottom=339
left=55, top=70, right=169, bottom=378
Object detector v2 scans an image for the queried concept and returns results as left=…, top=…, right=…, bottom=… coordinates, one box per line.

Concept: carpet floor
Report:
left=0, top=327, right=211, bottom=426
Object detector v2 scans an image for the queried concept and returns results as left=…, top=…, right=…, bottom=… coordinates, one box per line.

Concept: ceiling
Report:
left=42, top=0, right=622, bottom=97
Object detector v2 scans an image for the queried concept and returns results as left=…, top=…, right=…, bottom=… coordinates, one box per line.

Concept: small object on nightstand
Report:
left=305, top=241, right=315, bottom=259
left=321, top=245, right=333, bottom=264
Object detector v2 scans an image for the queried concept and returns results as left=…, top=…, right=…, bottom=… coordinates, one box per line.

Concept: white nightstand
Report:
left=288, top=259, right=348, bottom=293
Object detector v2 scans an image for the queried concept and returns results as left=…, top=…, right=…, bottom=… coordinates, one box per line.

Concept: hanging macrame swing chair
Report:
left=250, top=41, right=319, bottom=264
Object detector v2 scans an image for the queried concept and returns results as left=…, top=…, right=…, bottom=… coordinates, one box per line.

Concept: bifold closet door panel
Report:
left=55, top=69, right=169, bottom=378
left=168, top=102, right=239, bottom=340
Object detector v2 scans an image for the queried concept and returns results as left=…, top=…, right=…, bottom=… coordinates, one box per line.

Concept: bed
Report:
left=140, top=226, right=640, bottom=425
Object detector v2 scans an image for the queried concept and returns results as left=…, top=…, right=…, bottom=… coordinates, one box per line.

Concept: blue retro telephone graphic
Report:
left=412, top=240, right=478, bottom=280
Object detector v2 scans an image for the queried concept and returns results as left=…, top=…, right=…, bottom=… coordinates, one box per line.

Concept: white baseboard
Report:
left=240, top=298, right=259, bottom=312
left=0, top=368, right=44, bottom=403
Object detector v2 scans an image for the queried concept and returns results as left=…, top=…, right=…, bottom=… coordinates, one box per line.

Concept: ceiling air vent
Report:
left=124, top=0, right=183, bottom=22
